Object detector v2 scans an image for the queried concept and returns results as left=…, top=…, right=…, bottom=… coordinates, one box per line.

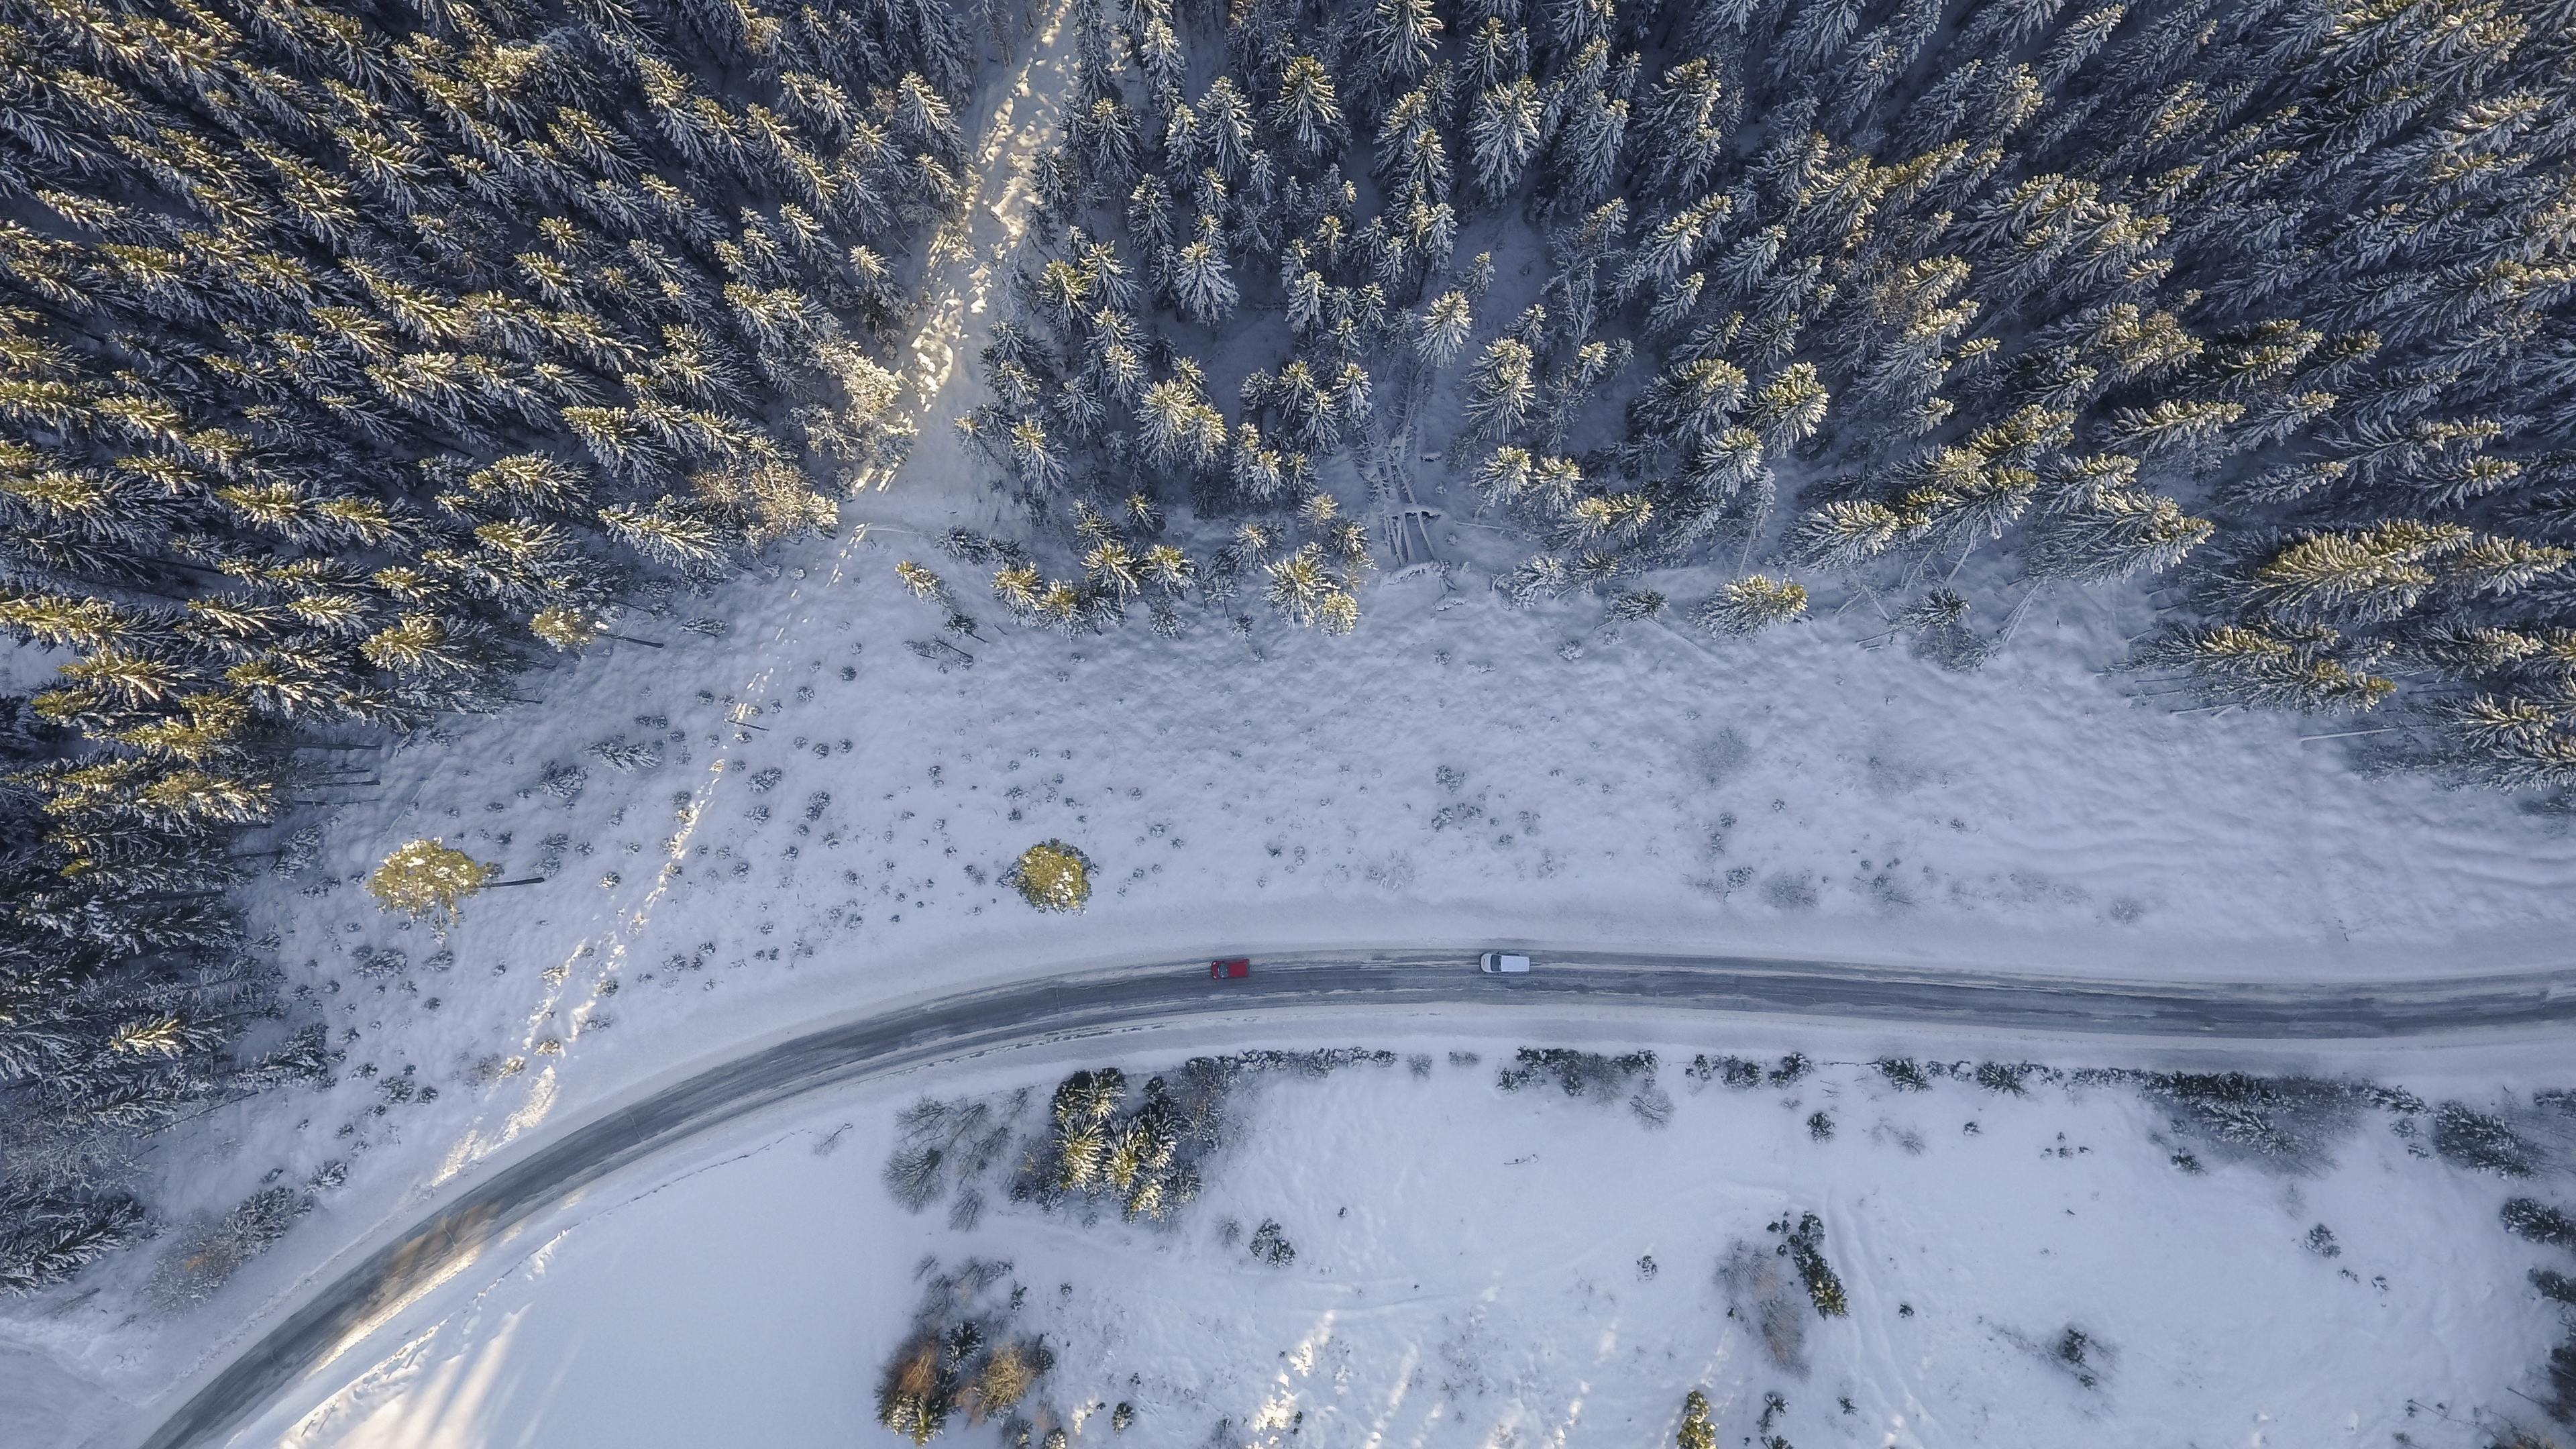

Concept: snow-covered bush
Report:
left=2434, top=1104, right=2542, bottom=1177
left=876, top=1260, right=1054, bottom=1446
left=1497, top=1046, right=1657, bottom=1099
left=1774, top=1212, right=1848, bottom=1318
left=1246, top=1218, right=1297, bottom=1267
left=1687, top=1054, right=1766, bottom=1089
left=367, top=840, right=498, bottom=931
left=146, top=1187, right=313, bottom=1311
left=2135, top=1071, right=2369, bottom=1171
left=1873, top=1057, right=1933, bottom=1091
left=1008, top=840, right=1097, bottom=912
left=2504, top=1199, right=2576, bottom=1249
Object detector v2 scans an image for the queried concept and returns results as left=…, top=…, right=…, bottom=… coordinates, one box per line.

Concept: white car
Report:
left=1478, top=951, right=1532, bottom=975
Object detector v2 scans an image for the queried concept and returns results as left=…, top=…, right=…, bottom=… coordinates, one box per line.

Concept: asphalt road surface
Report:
left=133, top=947, right=2576, bottom=1449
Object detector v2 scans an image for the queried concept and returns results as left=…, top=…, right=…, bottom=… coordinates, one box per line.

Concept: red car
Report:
left=1209, top=957, right=1250, bottom=979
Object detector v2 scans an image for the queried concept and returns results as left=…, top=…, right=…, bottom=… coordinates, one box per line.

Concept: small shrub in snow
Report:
left=1497, top=1048, right=1658, bottom=1100
left=1429, top=802, right=1483, bottom=830
left=1972, top=1062, right=2032, bottom=1096
left=1688, top=1054, right=1764, bottom=1089
left=1769, top=1053, right=1813, bottom=1086
left=1112, top=1403, right=1135, bottom=1432
left=2433, top=1102, right=2539, bottom=1176
left=147, top=1187, right=311, bottom=1309
left=366, top=840, right=494, bottom=932
left=1873, top=1057, right=1932, bottom=1091
left=1806, top=1112, right=1835, bottom=1142
left=272, top=826, right=324, bottom=876
left=1008, top=841, right=1094, bottom=912
left=1631, top=1083, right=1675, bottom=1128
left=2054, top=1326, right=2108, bottom=1389
left=1758, top=1392, right=1791, bottom=1442
left=538, top=762, right=589, bottom=802
left=875, top=1260, right=1050, bottom=1445
left=878, top=1334, right=957, bottom=1441
left=1248, top=1218, right=1296, bottom=1267
left=886, top=1146, right=947, bottom=1212
left=2504, top=1199, right=2576, bottom=1247
left=586, top=737, right=661, bottom=772
left=885, top=1098, right=1012, bottom=1214
left=908, top=638, right=975, bottom=672
left=1608, top=589, right=1666, bottom=622
left=2304, top=1224, right=2341, bottom=1258
left=2137, top=1071, right=2366, bottom=1170
left=973, top=1341, right=1039, bottom=1421
left=1772, top=1212, right=1847, bottom=1318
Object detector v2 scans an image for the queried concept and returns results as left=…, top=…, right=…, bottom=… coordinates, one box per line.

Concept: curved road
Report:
left=136, top=947, right=2576, bottom=1449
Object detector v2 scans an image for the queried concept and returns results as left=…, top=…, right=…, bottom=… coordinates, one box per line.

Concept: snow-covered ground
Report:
left=210, top=1030, right=2567, bottom=1449
left=12, top=3, right=2576, bottom=1442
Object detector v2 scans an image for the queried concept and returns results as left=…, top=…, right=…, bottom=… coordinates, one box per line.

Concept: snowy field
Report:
left=211, top=1030, right=2568, bottom=1449
left=21, top=462, right=2576, bottom=1448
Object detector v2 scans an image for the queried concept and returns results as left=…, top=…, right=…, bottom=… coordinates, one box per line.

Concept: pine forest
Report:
left=0, top=0, right=985, bottom=1291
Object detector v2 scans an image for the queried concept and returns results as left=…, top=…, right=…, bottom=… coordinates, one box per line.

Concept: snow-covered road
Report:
left=133, top=947, right=2576, bottom=1449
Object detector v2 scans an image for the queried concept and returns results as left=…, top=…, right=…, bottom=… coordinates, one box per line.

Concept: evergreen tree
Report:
left=906, top=0, right=2576, bottom=794
left=0, top=0, right=991, bottom=1288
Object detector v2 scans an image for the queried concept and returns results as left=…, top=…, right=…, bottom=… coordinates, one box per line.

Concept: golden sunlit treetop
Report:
left=1009, top=840, right=1093, bottom=913
left=367, top=839, right=497, bottom=932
